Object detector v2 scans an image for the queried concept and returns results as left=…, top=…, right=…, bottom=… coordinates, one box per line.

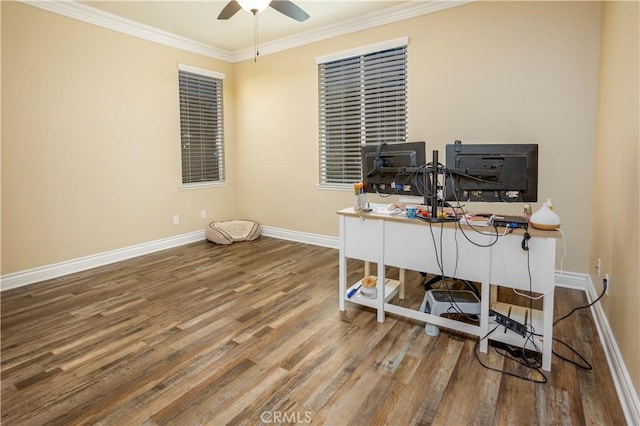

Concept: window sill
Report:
left=181, top=181, right=228, bottom=190
left=315, top=184, right=352, bottom=192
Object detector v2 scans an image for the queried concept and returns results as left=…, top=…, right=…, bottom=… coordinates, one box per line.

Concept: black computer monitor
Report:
left=361, top=141, right=427, bottom=197
left=444, top=141, right=538, bottom=202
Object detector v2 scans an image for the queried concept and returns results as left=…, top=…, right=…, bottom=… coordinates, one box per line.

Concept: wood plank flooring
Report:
left=1, top=237, right=625, bottom=425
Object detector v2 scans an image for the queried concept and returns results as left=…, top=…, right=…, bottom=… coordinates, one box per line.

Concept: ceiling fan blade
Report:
left=217, top=1, right=242, bottom=20
left=269, top=1, right=310, bottom=22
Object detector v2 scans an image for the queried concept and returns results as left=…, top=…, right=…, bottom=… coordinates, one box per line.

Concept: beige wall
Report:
left=1, top=2, right=237, bottom=273
left=1, top=2, right=3, bottom=276
left=0, top=1, right=604, bottom=274
left=591, top=1, right=640, bottom=397
left=0, top=3, right=606, bottom=270
left=234, top=1, right=602, bottom=273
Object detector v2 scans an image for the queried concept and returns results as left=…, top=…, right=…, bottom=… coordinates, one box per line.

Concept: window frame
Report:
left=316, top=37, right=409, bottom=190
left=177, top=63, right=227, bottom=189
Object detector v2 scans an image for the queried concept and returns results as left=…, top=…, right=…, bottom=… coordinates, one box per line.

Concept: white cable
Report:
left=512, top=227, right=565, bottom=300
left=512, top=227, right=565, bottom=301
left=495, top=232, right=553, bottom=301
left=512, top=287, right=553, bottom=300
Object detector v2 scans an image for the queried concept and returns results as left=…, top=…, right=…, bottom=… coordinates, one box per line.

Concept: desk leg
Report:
left=542, top=290, right=554, bottom=371
left=338, top=217, right=346, bottom=312
left=479, top=280, right=491, bottom=354
left=376, top=263, right=385, bottom=322
left=542, top=238, right=555, bottom=371
left=399, top=268, right=405, bottom=300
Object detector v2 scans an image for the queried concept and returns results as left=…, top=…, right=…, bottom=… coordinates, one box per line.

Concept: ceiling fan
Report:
left=218, top=0, right=309, bottom=61
left=217, top=0, right=310, bottom=22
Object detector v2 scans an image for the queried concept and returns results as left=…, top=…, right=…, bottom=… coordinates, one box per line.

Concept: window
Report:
left=317, top=38, right=408, bottom=186
left=178, top=64, right=225, bottom=186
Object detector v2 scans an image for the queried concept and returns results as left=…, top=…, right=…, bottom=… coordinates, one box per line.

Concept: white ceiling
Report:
left=79, top=1, right=408, bottom=52
left=70, top=1, right=469, bottom=60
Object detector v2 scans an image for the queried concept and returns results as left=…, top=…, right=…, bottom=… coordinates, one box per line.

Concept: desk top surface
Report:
left=337, top=206, right=562, bottom=239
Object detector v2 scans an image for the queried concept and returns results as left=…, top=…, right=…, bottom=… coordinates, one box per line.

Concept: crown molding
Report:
left=20, top=0, right=236, bottom=62
left=20, top=0, right=473, bottom=64
left=232, top=1, right=474, bottom=62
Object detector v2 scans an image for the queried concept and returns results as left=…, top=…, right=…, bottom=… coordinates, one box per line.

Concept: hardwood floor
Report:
left=1, top=237, right=625, bottom=425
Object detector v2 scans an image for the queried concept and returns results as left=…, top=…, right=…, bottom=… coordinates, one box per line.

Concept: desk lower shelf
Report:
left=346, top=285, right=546, bottom=356
left=489, top=302, right=545, bottom=352
left=345, top=277, right=400, bottom=309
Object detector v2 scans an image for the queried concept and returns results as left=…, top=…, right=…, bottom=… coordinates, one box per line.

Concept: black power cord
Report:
left=477, top=243, right=547, bottom=383
left=488, top=248, right=608, bottom=376
left=532, top=277, right=609, bottom=370
left=420, top=181, right=542, bottom=381
left=553, top=278, right=607, bottom=326
left=417, top=165, right=604, bottom=378
left=473, top=326, right=548, bottom=384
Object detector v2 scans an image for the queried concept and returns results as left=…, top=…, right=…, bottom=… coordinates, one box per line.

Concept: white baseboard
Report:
left=1, top=227, right=637, bottom=424
left=584, top=275, right=640, bottom=426
left=555, top=271, right=639, bottom=424
left=554, top=270, right=589, bottom=291
left=259, top=225, right=339, bottom=249
left=0, top=230, right=206, bottom=292
left=0, top=227, right=335, bottom=291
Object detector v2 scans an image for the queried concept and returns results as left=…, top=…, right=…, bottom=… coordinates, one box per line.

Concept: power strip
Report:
left=491, top=310, right=527, bottom=337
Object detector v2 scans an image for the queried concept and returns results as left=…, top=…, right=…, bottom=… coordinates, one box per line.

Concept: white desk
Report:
left=337, top=207, right=560, bottom=371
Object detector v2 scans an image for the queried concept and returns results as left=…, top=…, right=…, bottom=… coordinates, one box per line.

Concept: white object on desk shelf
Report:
left=361, top=285, right=377, bottom=298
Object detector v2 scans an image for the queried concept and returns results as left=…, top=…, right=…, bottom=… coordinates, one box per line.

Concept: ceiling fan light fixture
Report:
left=237, top=0, right=271, bottom=14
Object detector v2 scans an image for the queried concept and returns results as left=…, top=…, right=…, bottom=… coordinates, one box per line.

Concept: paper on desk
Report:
left=369, top=205, right=405, bottom=215
left=459, top=214, right=493, bottom=227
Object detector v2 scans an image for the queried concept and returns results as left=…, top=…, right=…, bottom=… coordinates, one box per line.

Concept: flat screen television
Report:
left=361, top=141, right=427, bottom=197
left=444, top=141, right=538, bottom=202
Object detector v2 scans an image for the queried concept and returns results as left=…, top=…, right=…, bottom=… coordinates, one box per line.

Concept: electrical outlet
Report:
left=596, top=258, right=601, bottom=277
left=604, top=273, right=610, bottom=295
left=173, top=214, right=180, bottom=225
left=200, top=210, right=207, bottom=219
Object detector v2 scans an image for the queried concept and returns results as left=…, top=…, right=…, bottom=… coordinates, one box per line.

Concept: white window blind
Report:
left=178, top=65, right=225, bottom=185
left=318, top=41, right=408, bottom=186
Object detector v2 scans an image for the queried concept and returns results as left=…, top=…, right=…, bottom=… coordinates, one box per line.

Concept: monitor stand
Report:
left=422, top=150, right=458, bottom=223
